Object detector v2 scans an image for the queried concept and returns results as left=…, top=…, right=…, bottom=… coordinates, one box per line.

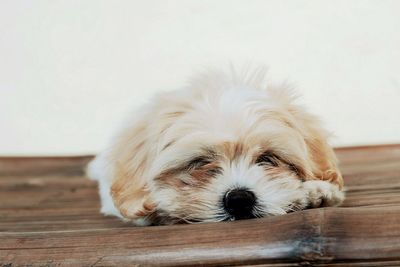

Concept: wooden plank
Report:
left=1, top=207, right=399, bottom=266
left=0, top=156, right=92, bottom=176
left=0, top=144, right=399, bottom=266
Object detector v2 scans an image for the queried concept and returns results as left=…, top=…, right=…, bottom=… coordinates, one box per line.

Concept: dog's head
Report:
left=105, top=71, right=343, bottom=225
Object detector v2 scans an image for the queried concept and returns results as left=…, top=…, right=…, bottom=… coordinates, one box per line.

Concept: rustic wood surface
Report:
left=0, top=144, right=400, bottom=266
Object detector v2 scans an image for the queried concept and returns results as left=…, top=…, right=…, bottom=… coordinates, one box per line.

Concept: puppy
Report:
left=87, top=68, right=344, bottom=226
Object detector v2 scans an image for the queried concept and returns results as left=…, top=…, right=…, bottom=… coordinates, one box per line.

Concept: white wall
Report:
left=1, top=0, right=400, bottom=156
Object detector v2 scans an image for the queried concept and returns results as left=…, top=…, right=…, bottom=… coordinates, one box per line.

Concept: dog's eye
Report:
left=187, top=156, right=212, bottom=169
left=255, top=152, right=278, bottom=166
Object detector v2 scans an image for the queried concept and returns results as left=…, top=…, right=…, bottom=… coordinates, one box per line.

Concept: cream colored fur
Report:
left=87, top=68, right=344, bottom=226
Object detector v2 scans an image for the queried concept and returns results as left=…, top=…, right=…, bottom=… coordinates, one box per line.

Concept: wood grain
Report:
left=1, top=144, right=400, bottom=266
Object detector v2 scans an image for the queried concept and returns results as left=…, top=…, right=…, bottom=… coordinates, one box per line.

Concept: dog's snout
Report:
left=223, top=188, right=256, bottom=220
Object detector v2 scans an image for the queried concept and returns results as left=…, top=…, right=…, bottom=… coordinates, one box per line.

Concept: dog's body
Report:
left=87, top=69, right=344, bottom=226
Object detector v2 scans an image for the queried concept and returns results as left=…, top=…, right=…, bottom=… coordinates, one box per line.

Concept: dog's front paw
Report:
left=303, top=180, right=344, bottom=208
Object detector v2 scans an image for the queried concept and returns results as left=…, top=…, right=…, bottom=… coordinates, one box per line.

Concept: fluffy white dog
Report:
left=87, top=68, right=344, bottom=226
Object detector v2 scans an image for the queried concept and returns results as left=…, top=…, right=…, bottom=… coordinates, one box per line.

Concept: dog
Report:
left=87, top=68, right=344, bottom=226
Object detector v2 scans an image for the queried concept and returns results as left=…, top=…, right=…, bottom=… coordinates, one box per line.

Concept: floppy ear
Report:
left=301, top=116, right=344, bottom=189
left=269, top=86, right=344, bottom=189
left=108, top=116, right=157, bottom=221
left=105, top=92, right=192, bottom=222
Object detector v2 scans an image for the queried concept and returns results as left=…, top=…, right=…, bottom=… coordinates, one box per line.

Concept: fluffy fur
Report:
left=87, top=68, right=344, bottom=226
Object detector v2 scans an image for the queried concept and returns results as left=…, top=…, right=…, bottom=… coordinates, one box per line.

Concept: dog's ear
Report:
left=269, top=87, right=343, bottom=189
left=108, top=116, right=157, bottom=221
left=300, top=116, right=344, bottom=189
left=106, top=93, right=191, bottom=222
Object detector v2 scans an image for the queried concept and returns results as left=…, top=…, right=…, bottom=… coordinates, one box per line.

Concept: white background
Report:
left=1, top=0, right=400, bottom=156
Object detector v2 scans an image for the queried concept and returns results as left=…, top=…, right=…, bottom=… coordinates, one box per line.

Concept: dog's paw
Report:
left=303, top=180, right=344, bottom=208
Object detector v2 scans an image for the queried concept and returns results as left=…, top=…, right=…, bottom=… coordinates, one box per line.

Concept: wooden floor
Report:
left=1, top=145, right=400, bottom=266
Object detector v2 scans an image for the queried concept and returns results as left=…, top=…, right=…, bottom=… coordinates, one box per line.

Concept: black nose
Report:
left=223, top=188, right=256, bottom=220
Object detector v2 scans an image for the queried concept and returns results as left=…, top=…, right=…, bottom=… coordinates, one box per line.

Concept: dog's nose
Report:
left=223, top=188, right=256, bottom=219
